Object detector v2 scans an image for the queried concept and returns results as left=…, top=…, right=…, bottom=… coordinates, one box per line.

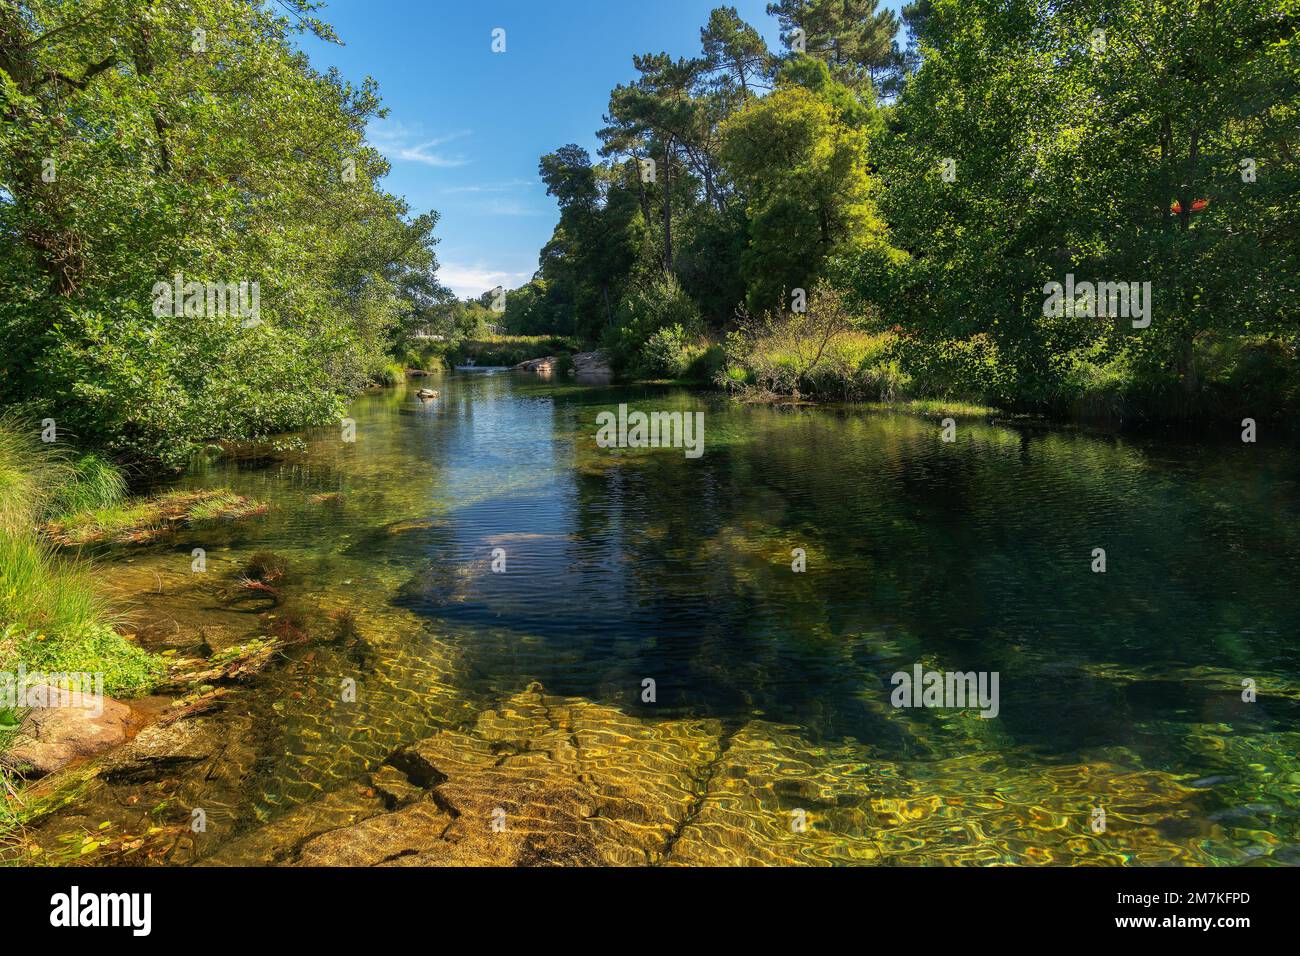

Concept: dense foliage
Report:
left=1, top=0, right=443, bottom=464
left=524, top=0, right=1298, bottom=418
left=858, top=0, right=1300, bottom=415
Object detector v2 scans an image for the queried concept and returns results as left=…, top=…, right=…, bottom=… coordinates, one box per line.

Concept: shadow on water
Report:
left=21, top=370, right=1300, bottom=865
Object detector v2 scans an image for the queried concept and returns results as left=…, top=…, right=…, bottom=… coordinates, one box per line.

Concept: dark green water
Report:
left=35, top=370, right=1300, bottom=865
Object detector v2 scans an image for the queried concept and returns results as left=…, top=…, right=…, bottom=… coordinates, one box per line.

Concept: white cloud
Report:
left=438, top=262, right=533, bottom=299
left=368, top=120, right=472, bottom=168
left=442, top=179, right=536, bottom=194
left=475, top=198, right=547, bottom=217
left=439, top=180, right=545, bottom=216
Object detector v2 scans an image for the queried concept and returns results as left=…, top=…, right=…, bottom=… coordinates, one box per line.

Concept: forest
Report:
left=507, top=0, right=1298, bottom=421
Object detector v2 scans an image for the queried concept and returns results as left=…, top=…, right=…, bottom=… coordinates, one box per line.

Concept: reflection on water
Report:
left=27, top=371, right=1300, bottom=865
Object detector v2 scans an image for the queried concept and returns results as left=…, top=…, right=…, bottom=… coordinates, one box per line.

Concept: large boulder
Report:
left=513, top=356, right=558, bottom=373
left=3, top=689, right=133, bottom=776
left=571, top=351, right=613, bottom=383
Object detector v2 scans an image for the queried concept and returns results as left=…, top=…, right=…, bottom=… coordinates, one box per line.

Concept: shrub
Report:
left=370, top=361, right=407, bottom=387
left=887, top=332, right=1004, bottom=404
left=640, top=325, right=694, bottom=378
left=605, top=274, right=704, bottom=375
left=721, top=283, right=860, bottom=398
left=33, top=305, right=349, bottom=468
left=400, top=342, right=452, bottom=371
left=685, top=343, right=726, bottom=383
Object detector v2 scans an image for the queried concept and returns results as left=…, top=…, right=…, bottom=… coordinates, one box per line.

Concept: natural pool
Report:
left=23, top=370, right=1300, bottom=865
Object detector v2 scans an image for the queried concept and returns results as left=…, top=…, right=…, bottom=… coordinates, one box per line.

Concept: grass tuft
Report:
left=45, top=490, right=267, bottom=547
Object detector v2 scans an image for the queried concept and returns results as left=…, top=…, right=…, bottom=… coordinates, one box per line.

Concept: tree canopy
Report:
left=524, top=0, right=1297, bottom=417
left=1, top=0, right=443, bottom=463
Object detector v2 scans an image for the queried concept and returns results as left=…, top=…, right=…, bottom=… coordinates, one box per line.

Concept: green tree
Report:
left=0, top=0, right=441, bottom=463
left=859, top=0, right=1299, bottom=411
left=701, top=6, right=774, bottom=99
left=602, top=54, right=713, bottom=271
left=537, top=146, right=647, bottom=341
left=766, top=0, right=901, bottom=92
left=720, top=57, right=892, bottom=311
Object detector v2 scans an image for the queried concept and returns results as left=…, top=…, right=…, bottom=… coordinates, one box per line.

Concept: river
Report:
left=25, top=370, right=1300, bottom=865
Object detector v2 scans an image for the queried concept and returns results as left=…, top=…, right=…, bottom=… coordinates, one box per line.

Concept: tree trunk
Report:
left=661, top=138, right=674, bottom=273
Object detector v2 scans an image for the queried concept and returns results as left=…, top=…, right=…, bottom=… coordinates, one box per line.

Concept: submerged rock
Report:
left=202, top=786, right=390, bottom=867
left=294, top=801, right=457, bottom=866
left=227, top=683, right=724, bottom=866
left=214, top=680, right=1221, bottom=868
left=3, top=690, right=133, bottom=777
left=55, top=678, right=1224, bottom=868
left=97, top=717, right=225, bottom=783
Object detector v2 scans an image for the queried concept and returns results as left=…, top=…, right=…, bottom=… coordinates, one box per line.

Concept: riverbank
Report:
left=0, top=419, right=290, bottom=852
left=399, top=334, right=583, bottom=373
left=476, top=324, right=1300, bottom=431
left=0, top=422, right=162, bottom=698
left=714, top=314, right=1300, bottom=427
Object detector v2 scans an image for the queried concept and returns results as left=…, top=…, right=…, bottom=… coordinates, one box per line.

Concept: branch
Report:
left=21, top=4, right=109, bottom=51
left=52, top=53, right=117, bottom=90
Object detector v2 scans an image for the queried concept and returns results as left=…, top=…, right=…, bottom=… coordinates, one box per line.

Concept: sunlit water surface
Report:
left=28, top=371, right=1300, bottom=865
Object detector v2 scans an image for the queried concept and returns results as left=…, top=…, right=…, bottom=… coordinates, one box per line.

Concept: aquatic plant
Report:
left=45, top=490, right=267, bottom=547
left=244, top=551, right=289, bottom=586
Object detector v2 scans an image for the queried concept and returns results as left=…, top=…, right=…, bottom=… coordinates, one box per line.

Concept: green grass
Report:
left=0, top=536, right=161, bottom=700
left=0, top=417, right=164, bottom=700
left=49, top=456, right=128, bottom=519
left=874, top=398, right=998, bottom=416
left=46, top=489, right=266, bottom=547
left=0, top=416, right=127, bottom=529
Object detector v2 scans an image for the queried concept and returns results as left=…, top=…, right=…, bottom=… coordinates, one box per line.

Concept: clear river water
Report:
left=25, top=369, right=1300, bottom=866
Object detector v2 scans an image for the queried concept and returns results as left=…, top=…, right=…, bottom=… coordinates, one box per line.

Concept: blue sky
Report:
left=298, top=1, right=902, bottom=298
